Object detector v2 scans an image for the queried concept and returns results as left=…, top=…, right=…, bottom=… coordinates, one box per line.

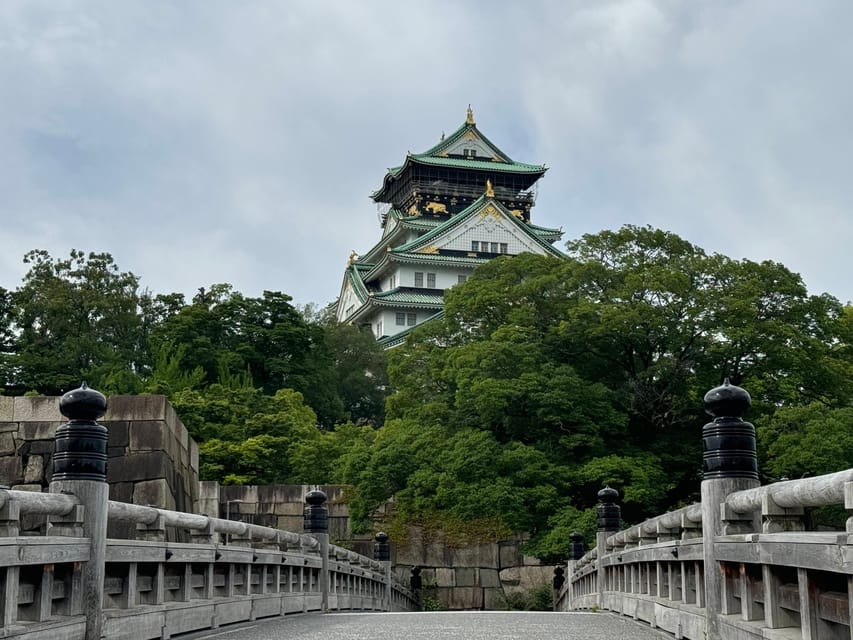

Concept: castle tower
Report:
left=335, top=107, right=563, bottom=346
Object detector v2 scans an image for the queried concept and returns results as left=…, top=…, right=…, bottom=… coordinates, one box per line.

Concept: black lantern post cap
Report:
left=374, top=531, right=391, bottom=562
left=53, top=383, right=109, bottom=482
left=553, top=566, right=566, bottom=590
left=597, top=486, right=621, bottom=532
left=305, top=489, right=327, bottom=506
left=59, top=382, right=107, bottom=421
left=303, top=489, right=328, bottom=534
left=597, top=485, right=619, bottom=503
left=702, top=380, right=758, bottom=480
left=569, top=531, right=585, bottom=560
left=704, top=378, right=751, bottom=419
left=410, top=566, right=423, bottom=591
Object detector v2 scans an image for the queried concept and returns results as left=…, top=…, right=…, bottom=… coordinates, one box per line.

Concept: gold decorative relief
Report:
left=424, top=201, right=448, bottom=214
left=419, top=245, right=439, bottom=255
left=510, top=209, right=523, bottom=219
left=407, top=203, right=420, bottom=216
left=478, top=204, right=500, bottom=220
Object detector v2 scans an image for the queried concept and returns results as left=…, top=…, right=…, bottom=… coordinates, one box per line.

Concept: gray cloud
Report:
left=1, top=0, right=851, bottom=305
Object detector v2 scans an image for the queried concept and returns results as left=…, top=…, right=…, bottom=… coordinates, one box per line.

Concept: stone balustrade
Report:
left=0, top=486, right=417, bottom=640
left=0, top=384, right=417, bottom=640
left=560, top=381, right=853, bottom=640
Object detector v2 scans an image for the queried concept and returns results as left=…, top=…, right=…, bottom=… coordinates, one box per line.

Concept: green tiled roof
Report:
left=373, top=288, right=445, bottom=305
left=529, top=223, right=563, bottom=240
left=380, top=156, right=545, bottom=190
left=371, top=117, right=545, bottom=200
left=390, top=253, right=487, bottom=266
left=419, top=121, right=512, bottom=162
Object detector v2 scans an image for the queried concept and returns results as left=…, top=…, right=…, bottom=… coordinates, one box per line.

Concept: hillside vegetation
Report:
left=2, top=226, right=851, bottom=560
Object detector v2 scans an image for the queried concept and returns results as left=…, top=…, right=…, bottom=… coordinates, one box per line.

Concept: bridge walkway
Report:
left=183, top=611, right=670, bottom=640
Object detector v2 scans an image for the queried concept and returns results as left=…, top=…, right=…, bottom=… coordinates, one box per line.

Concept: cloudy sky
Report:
left=1, top=1, right=851, bottom=307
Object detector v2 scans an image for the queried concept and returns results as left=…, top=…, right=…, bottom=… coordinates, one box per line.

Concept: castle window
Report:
left=407, top=313, right=417, bottom=326
left=463, top=148, right=477, bottom=159
left=396, top=312, right=406, bottom=326
left=471, top=241, right=479, bottom=252
left=500, top=243, right=508, bottom=253
left=427, top=273, right=436, bottom=288
left=414, top=272, right=424, bottom=287
left=458, top=275, right=468, bottom=284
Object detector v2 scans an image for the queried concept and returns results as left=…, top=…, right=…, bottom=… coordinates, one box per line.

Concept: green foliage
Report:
left=4, top=250, right=149, bottom=394
left=353, top=225, right=852, bottom=552
left=503, top=583, right=554, bottom=611
left=759, top=404, right=853, bottom=479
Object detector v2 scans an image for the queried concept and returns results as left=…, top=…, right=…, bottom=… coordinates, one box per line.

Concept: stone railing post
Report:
left=409, top=566, right=422, bottom=609
left=596, top=486, right=620, bottom=608
left=552, top=566, right=565, bottom=611
left=566, top=531, right=585, bottom=609
left=701, top=380, right=760, bottom=640
left=303, top=489, right=329, bottom=611
left=374, top=531, right=391, bottom=611
left=49, top=384, right=109, bottom=640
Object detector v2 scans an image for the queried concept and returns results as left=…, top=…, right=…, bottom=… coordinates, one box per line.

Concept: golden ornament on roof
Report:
left=485, top=179, right=494, bottom=198
left=347, top=250, right=358, bottom=266
left=466, top=104, right=475, bottom=125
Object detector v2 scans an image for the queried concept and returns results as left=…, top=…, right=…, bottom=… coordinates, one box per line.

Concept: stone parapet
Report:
left=0, top=395, right=198, bottom=538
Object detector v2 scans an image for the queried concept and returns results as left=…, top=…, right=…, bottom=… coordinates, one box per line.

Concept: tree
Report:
left=362, top=225, right=849, bottom=558
left=5, top=250, right=149, bottom=394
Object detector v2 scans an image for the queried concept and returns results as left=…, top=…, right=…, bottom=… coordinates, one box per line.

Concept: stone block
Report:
left=0, top=457, right=23, bottom=485
left=24, top=455, right=44, bottom=484
left=434, top=568, right=456, bottom=587
left=134, top=478, right=170, bottom=508
left=27, top=441, right=53, bottom=455
left=483, top=587, right=505, bottom=610
left=327, top=502, right=349, bottom=517
left=499, top=541, right=521, bottom=569
left=0, top=433, right=15, bottom=456
left=455, top=567, right=477, bottom=587
left=445, top=586, right=483, bottom=610
left=480, top=568, right=501, bottom=588
left=106, top=421, right=130, bottom=448
left=499, top=566, right=552, bottom=593
left=0, top=422, right=17, bottom=433
left=108, top=447, right=126, bottom=458
left=19, top=421, right=59, bottom=441
left=106, top=451, right=174, bottom=484
left=257, top=484, right=305, bottom=503
left=129, top=421, right=168, bottom=452
left=13, top=397, right=61, bottom=422
left=449, top=542, right=499, bottom=568
left=0, top=397, right=12, bottom=421
left=110, top=482, right=134, bottom=504
left=189, top=440, right=199, bottom=472
left=104, top=395, right=167, bottom=422
left=276, top=515, right=303, bottom=533
left=273, top=501, right=304, bottom=516
left=221, top=485, right=258, bottom=504
left=522, top=554, right=541, bottom=566
left=329, top=517, right=349, bottom=540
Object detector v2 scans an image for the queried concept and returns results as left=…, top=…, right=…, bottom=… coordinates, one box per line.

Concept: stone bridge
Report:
left=1, top=380, right=852, bottom=640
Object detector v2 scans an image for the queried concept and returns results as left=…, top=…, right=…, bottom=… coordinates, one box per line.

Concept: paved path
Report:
left=186, top=611, right=671, bottom=640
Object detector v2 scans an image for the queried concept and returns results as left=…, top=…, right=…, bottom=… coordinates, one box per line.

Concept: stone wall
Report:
left=0, top=395, right=199, bottom=537
left=393, top=526, right=553, bottom=610
left=197, top=481, right=353, bottom=541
